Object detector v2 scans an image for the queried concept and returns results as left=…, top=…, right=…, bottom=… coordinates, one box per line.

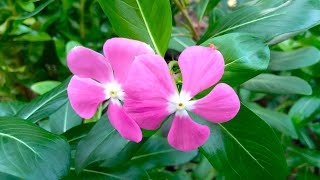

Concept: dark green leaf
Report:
left=16, top=0, right=55, bottom=20
left=242, top=74, right=312, bottom=95
left=201, top=33, right=270, bottom=86
left=197, top=104, right=288, bottom=180
left=0, top=117, right=70, bottom=179
left=268, top=47, right=320, bottom=70
left=200, top=0, right=320, bottom=43
left=16, top=78, right=70, bottom=123
left=302, top=61, right=320, bottom=77
left=129, top=136, right=197, bottom=169
left=245, top=102, right=298, bottom=139
left=49, top=101, right=82, bottom=134
left=0, top=101, right=25, bottom=117
left=287, top=147, right=320, bottom=168
left=75, top=114, right=142, bottom=172
left=97, top=0, right=172, bottom=56
left=148, top=170, right=192, bottom=180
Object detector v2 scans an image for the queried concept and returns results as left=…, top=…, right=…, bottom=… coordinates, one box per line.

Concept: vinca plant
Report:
left=1, top=0, right=320, bottom=179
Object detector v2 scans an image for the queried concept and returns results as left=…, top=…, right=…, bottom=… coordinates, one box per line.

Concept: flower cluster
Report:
left=67, top=38, right=240, bottom=151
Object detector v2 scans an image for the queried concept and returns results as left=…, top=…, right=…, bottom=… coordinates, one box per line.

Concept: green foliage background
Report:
left=0, top=0, right=320, bottom=179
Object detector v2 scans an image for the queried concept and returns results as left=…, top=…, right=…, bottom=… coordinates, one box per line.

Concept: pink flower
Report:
left=124, top=46, right=240, bottom=151
left=67, top=38, right=155, bottom=142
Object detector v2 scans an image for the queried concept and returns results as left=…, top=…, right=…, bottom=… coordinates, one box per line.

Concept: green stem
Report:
left=7, top=0, right=16, bottom=16
left=80, top=0, right=86, bottom=39
left=173, top=0, right=199, bottom=41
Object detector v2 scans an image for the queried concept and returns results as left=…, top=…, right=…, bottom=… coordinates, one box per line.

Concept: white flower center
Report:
left=104, top=81, right=124, bottom=105
left=167, top=90, right=194, bottom=116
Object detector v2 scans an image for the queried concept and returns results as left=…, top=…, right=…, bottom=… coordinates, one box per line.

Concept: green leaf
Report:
left=13, top=31, right=51, bottom=42
left=97, top=0, right=172, bottom=56
left=49, top=101, right=82, bottom=134
left=302, top=61, right=320, bottom=77
left=242, top=74, right=312, bottom=95
left=200, top=0, right=320, bottom=43
left=245, top=102, right=298, bottom=139
left=197, top=104, right=288, bottom=179
left=201, top=33, right=270, bottom=86
left=0, top=101, right=25, bottom=117
left=129, top=136, right=197, bottom=169
left=31, top=81, right=61, bottom=95
left=0, top=117, right=70, bottom=179
left=196, top=0, right=220, bottom=21
left=287, top=147, right=320, bottom=168
left=17, top=0, right=35, bottom=12
left=16, top=0, right=55, bottom=20
left=75, top=114, right=142, bottom=172
left=289, top=97, right=320, bottom=125
left=168, top=27, right=196, bottom=52
left=148, top=170, right=192, bottom=180
left=192, top=155, right=216, bottom=180
left=268, top=47, right=320, bottom=71
left=16, top=78, right=70, bottom=123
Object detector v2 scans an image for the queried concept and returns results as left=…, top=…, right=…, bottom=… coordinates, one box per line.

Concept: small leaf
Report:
left=289, top=97, right=320, bottom=125
left=16, top=78, right=70, bottom=123
left=196, top=0, right=220, bottom=21
left=287, top=146, right=320, bottom=168
left=13, top=31, right=51, bottom=42
left=31, top=81, right=61, bottom=95
left=0, top=117, right=70, bottom=179
left=168, top=27, right=196, bottom=52
left=97, top=0, right=172, bottom=56
left=268, top=47, right=320, bottom=70
left=242, top=74, right=312, bottom=95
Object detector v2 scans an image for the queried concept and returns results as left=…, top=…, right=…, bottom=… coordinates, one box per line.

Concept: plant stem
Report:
left=80, top=0, right=86, bottom=39
left=7, top=0, right=16, bottom=16
left=173, top=0, right=199, bottom=40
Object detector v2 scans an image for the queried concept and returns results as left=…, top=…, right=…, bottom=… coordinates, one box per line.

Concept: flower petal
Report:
left=191, top=83, right=240, bottom=123
left=108, top=101, right=142, bottom=143
left=168, top=114, right=210, bottom=151
left=124, top=54, right=176, bottom=130
left=179, top=46, right=224, bottom=97
left=67, top=76, right=106, bottom=119
left=67, top=46, right=113, bottom=84
left=103, top=38, right=155, bottom=83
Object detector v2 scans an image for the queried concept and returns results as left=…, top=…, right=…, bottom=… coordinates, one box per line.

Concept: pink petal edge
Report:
left=168, top=114, right=210, bottom=152
left=67, top=46, right=114, bottom=84
left=103, top=38, right=155, bottom=84
left=108, top=101, right=142, bottom=143
left=67, top=76, right=107, bottom=119
left=191, top=83, right=240, bottom=123
left=124, top=54, right=176, bottom=130
left=179, top=46, right=224, bottom=97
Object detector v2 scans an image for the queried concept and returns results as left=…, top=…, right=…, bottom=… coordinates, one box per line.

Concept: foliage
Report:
left=1, top=0, right=320, bottom=179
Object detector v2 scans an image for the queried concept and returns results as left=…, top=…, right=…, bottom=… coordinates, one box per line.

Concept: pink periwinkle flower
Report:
left=124, top=46, right=240, bottom=151
left=67, top=38, right=155, bottom=143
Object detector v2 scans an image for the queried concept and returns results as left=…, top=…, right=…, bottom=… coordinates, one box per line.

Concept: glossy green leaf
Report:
left=0, top=101, right=25, bottom=117
left=197, top=104, right=288, bottom=180
left=200, top=0, right=320, bottom=43
left=49, top=101, right=82, bottom=134
left=201, top=33, right=270, bottom=86
left=242, top=74, right=312, bottom=95
left=196, top=0, right=220, bottom=21
left=31, top=81, right=61, bottom=95
left=129, top=136, right=198, bottom=169
left=289, top=97, right=320, bottom=125
left=0, top=117, right=70, bottom=179
left=268, top=47, right=320, bottom=70
left=245, top=102, right=298, bottom=139
left=97, top=0, right=172, bottom=56
left=168, top=27, right=196, bottom=52
left=16, top=78, right=70, bottom=123
left=75, top=114, right=142, bottom=172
